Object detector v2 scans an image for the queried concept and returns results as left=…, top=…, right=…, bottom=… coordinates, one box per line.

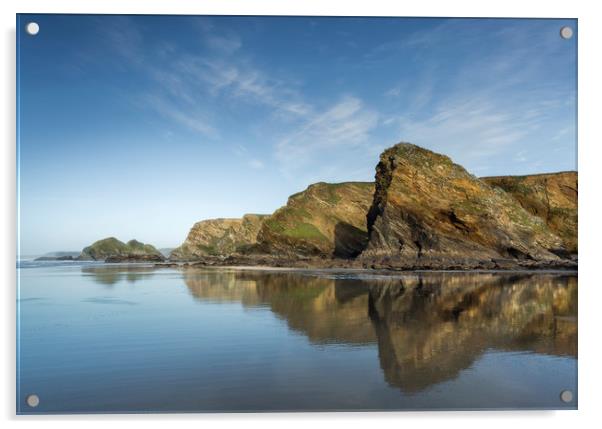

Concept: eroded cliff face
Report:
left=483, top=172, right=577, bottom=254
left=168, top=143, right=576, bottom=268
left=362, top=143, right=566, bottom=268
left=170, top=214, right=268, bottom=260
left=79, top=238, right=164, bottom=262
left=256, top=182, right=374, bottom=258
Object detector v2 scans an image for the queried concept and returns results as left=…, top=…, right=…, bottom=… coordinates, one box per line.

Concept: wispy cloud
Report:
left=384, top=87, right=401, bottom=97
left=140, top=94, right=218, bottom=138
left=101, top=16, right=144, bottom=65
left=275, top=96, right=379, bottom=174
left=230, top=144, right=265, bottom=170
left=97, top=18, right=222, bottom=137
left=172, top=56, right=313, bottom=118
left=205, top=34, right=242, bottom=54
left=552, top=125, right=574, bottom=141
left=394, top=89, right=572, bottom=167
left=248, top=159, right=265, bottom=169
left=399, top=98, right=520, bottom=154
left=376, top=19, right=576, bottom=174
left=366, top=19, right=474, bottom=62
left=96, top=17, right=574, bottom=177
left=98, top=17, right=312, bottom=139
left=195, top=16, right=242, bottom=54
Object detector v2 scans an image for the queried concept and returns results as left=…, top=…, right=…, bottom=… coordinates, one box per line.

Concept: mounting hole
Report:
left=560, top=389, right=573, bottom=403
left=25, top=22, right=39, bottom=36
left=26, top=394, right=40, bottom=407
left=560, top=26, right=573, bottom=40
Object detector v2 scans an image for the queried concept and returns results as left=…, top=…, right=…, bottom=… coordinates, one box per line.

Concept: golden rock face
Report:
left=170, top=143, right=576, bottom=268
left=170, top=214, right=268, bottom=260
left=171, top=182, right=375, bottom=259
left=363, top=143, right=565, bottom=264
left=256, top=182, right=374, bottom=257
left=483, top=172, right=578, bottom=253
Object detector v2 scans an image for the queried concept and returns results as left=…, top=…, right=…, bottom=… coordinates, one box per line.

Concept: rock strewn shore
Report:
left=153, top=254, right=577, bottom=271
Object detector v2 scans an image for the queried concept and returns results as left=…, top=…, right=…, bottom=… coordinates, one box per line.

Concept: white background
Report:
left=1, top=0, right=601, bottom=427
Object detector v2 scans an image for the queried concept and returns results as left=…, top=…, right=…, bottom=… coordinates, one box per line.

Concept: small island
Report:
left=78, top=238, right=165, bottom=263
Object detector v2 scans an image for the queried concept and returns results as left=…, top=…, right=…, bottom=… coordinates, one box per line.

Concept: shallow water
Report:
left=16, top=263, right=577, bottom=413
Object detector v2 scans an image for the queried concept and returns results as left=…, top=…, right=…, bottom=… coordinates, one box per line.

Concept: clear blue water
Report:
left=17, top=263, right=577, bottom=413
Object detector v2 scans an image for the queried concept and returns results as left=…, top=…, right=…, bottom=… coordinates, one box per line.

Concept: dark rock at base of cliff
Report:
left=359, top=255, right=577, bottom=271
left=154, top=262, right=179, bottom=268
left=105, top=254, right=166, bottom=263
left=166, top=253, right=576, bottom=272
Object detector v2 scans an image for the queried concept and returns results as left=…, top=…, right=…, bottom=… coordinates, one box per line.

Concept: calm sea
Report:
left=16, top=262, right=577, bottom=413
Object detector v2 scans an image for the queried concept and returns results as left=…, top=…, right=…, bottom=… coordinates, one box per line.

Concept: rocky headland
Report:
left=34, top=251, right=80, bottom=261
left=73, top=142, right=576, bottom=271
left=165, top=142, right=576, bottom=271
left=360, top=143, right=572, bottom=270
left=256, top=182, right=374, bottom=258
left=169, top=214, right=268, bottom=260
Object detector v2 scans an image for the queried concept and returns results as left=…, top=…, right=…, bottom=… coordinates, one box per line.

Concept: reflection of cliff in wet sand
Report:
left=81, top=265, right=157, bottom=286
left=184, top=270, right=375, bottom=345
left=183, top=269, right=576, bottom=393
left=367, top=273, right=577, bottom=392
left=183, top=270, right=262, bottom=306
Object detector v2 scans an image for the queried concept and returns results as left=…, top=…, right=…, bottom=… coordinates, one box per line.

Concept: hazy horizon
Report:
left=17, top=15, right=577, bottom=255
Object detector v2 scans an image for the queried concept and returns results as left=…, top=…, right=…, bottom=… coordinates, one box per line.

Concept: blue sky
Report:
left=17, top=15, right=577, bottom=255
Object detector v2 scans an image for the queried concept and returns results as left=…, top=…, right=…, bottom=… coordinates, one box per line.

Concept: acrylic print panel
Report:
left=16, top=14, right=577, bottom=414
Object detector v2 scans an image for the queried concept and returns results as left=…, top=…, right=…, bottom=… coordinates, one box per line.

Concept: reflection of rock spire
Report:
left=367, top=273, right=577, bottom=393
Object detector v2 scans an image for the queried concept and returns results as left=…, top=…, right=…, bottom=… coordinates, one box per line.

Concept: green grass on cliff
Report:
left=506, top=204, right=548, bottom=233
left=452, top=199, right=485, bottom=215
left=260, top=181, right=372, bottom=251
left=284, top=223, right=327, bottom=240
left=489, top=178, right=533, bottom=197
left=289, top=182, right=371, bottom=205
left=265, top=217, right=328, bottom=241
left=191, top=244, right=218, bottom=255
left=389, top=143, right=455, bottom=168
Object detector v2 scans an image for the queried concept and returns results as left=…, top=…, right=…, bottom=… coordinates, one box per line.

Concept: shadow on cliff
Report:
left=333, top=221, right=369, bottom=258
